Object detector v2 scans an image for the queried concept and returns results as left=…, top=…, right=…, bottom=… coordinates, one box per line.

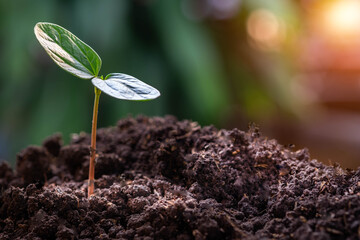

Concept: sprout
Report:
left=34, top=22, right=160, bottom=197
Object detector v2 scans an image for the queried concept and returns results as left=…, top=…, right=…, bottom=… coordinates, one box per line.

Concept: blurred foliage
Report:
left=0, top=0, right=232, bottom=164
left=0, top=0, right=304, bottom=166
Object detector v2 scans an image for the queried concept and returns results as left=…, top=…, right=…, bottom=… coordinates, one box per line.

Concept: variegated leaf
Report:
left=91, top=73, right=160, bottom=101
left=34, top=22, right=101, bottom=79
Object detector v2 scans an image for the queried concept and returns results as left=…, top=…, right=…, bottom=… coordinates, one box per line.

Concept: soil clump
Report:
left=0, top=116, right=359, bottom=239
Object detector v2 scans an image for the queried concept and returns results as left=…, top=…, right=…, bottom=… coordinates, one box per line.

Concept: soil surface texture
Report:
left=0, top=116, right=360, bottom=240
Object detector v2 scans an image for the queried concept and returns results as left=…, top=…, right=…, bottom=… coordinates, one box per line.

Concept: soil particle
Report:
left=0, top=162, right=14, bottom=190
left=42, top=133, right=63, bottom=157
left=16, top=146, right=51, bottom=186
left=0, top=116, right=360, bottom=239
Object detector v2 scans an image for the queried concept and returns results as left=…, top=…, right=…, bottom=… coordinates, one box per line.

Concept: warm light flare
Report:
left=246, top=9, right=285, bottom=51
left=321, top=0, right=360, bottom=39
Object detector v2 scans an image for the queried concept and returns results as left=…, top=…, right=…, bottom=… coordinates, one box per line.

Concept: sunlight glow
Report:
left=322, top=0, right=360, bottom=38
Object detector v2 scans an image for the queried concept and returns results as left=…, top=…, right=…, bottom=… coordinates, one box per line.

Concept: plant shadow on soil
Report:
left=0, top=116, right=360, bottom=239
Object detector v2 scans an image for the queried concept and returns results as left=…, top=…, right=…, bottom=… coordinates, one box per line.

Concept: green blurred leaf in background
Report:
left=0, top=0, right=231, bottom=165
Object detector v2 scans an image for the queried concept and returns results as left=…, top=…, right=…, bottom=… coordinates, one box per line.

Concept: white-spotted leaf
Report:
left=34, top=22, right=101, bottom=79
left=91, top=73, right=160, bottom=101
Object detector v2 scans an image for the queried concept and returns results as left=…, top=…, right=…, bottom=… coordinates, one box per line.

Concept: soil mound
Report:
left=0, top=116, right=359, bottom=239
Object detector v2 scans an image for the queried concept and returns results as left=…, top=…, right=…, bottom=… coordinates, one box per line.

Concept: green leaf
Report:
left=34, top=22, right=102, bottom=79
left=91, top=73, right=160, bottom=101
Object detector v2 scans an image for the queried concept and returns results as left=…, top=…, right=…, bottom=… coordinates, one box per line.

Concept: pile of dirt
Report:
left=0, top=116, right=359, bottom=239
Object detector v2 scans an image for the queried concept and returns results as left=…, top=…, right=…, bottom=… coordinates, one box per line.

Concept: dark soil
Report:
left=0, top=116, right=360, bottom=240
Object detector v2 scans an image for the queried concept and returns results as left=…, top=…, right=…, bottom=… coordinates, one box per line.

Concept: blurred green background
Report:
left=1, top=0, right=360, bottom=169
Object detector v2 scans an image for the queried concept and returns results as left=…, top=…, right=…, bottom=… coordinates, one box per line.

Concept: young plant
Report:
left=34, top=22, right=160, bottom=197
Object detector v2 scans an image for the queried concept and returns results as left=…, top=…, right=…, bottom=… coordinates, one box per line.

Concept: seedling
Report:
left=34, top=22, right=160, bottom=197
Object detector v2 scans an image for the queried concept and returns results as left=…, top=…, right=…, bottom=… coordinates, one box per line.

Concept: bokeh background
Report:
left=1, top=0, right=360, bottom=169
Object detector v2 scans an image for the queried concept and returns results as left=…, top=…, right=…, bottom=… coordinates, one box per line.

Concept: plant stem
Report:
left=88, top=86, right=101, bottom=197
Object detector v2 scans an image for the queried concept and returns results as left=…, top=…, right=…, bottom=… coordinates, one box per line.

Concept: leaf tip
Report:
left=34, top=23, right=40, bottom=35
